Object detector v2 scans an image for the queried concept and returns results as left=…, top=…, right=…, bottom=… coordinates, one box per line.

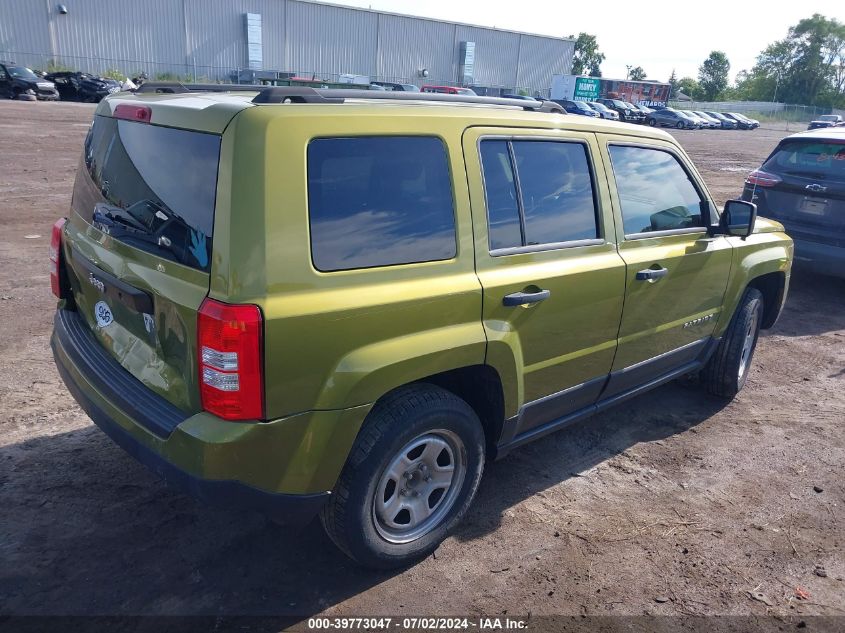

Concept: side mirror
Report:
left=718, top=199, right=757, bottom=239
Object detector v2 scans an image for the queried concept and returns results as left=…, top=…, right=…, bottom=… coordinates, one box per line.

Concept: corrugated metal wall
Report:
left=376, top=13, right=456, bottom=84
left=0, top=0, right=573, bottom=91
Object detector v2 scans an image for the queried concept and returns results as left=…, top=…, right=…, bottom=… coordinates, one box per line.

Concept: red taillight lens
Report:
left=49, top=218, right=67, bottom=298
left=197, top=298, right=264, bottom=421
left=113, top=103, right=152, bottom=123
left=745, top=169, right=781, bottom=188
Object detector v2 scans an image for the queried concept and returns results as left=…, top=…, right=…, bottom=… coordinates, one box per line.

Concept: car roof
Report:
left=787, top=127, right=845, bottom=142
left=97, top=89, right=678, bottom=141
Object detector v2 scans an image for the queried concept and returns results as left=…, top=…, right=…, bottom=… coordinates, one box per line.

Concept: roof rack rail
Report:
left=134, top=81, right=262, bottom=94
left=252, top=87, right=565, bottom=113
left=130, top=83, right=565, bottom=114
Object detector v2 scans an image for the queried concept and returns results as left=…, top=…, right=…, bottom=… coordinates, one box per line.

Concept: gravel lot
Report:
left=0, top=101, right=843, bottom=625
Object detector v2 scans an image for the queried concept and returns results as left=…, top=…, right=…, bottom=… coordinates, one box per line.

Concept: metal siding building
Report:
left=0, top=0, right=573, bottom=93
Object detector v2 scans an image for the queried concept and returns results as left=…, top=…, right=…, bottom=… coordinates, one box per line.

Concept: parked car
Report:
left=646, top=107, right=697, bottom=129
left=741, top=127, right=844, bottom=277
left=45, top=71, right=121, bottom=102
left=702, top=111, right=738, bottom=129
left=621, top=101, right=646, bottom=124
left=50, top=85, right=791, bottom=569
left=370, top=81, right=420, bottom=92
left=554, top=99, right=600, bottom=118
left=586, top=101, right=620, bottom=120
left=723, top=112, right=758, bottom=129
left=691, top=111, right=721, bottom=128
left=684, top=111, right=716, bottom=129
left=632, top=104, right=654, bottom=119
left=421, top=84, right=477, bottom=95
left=598, top=98, right=640, bottom=123
left=0, top=60, right=59, bottom=100
left=807, top=114, right=843, bottom=130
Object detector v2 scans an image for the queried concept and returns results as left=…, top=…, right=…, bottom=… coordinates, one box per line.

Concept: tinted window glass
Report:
left=609, top=145, right=704, bottom=235
left=308, top=137, right=456, bottom=271
left=479, top=141, right=522, bottom=249
left=512, top=141, right=599, bottom=245
left=764, top=140, right=845, bottom=183
left=73, top=115, right=220, bottom=270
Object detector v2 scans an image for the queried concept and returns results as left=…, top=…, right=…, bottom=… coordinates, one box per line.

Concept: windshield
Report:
left=610, top=100, right=626, bottom=107
left=6, top=65, right=39, bottom=81
left=73, top=115, right=221, bottom=271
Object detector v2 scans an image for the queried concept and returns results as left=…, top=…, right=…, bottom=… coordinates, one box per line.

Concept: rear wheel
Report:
left=701, top=288, right=764, bottom=398
left=676, top=121, right=685, bottom=129
left=320, top=384, right=485, bottom=569
left=648, top=118, right=657, bottom=127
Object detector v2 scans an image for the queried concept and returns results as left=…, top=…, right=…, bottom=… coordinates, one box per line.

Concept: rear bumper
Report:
left=793, top=239, right=845, bottom=278
left=52, top=308, right=371, bottom=524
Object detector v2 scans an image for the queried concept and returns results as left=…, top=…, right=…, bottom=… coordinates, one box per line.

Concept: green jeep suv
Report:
left=51, top=86, right=793, bottom=568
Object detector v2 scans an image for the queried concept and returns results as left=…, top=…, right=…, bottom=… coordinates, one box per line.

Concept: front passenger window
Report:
left=609, top=145, right=705, bottom=235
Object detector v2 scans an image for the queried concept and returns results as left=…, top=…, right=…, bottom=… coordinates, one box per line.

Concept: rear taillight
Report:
left=745, top=169, right=781, bottom=188
left=197, top=298, right=264, bottom=421
left=113, top=104, right=152, bottom=123
left=49, top=218, right=67, bottom=298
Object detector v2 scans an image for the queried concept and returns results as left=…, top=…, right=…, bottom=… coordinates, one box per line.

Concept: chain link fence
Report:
left=669, top=100, right=845, bottom=131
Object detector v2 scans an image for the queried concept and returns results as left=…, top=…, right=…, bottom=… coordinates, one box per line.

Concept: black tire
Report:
left=320, top=384, right=485, bottom=569
left=648, top=118, right=656, bottom=127
left=701, top=288, right=764, bottom=398
left=676, top=121, right=685, bottom=129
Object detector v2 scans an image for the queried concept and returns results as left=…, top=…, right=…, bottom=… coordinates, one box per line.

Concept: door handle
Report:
left=503, top=289, right=551, bottom=306
left=636, top=267, right=668, bottom=281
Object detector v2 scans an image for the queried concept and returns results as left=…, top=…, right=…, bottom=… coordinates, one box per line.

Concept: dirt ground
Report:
left=0, top=101, right=843, bottom=625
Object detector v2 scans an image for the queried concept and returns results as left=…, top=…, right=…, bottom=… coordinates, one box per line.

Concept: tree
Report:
left=628, top=66, right=647, bottom=80
left=737, top=14, right=845, bottom=107
left=677, top=77, right=701, bottom=100
left=569, top=33, right=605, bottom=77
left=698, top=51, right=730, bottom=100
left=668, top=69, right=679, bottom=98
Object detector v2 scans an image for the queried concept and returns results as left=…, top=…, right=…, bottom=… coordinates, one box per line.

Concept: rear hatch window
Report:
left=65, top=114, right=222, bottom=413
left=74, top=115, right=220, bottom=270
left=764, top=139, right=845, bottom=184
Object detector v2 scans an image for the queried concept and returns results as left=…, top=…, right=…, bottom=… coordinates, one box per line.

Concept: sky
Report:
left=330, top=0, right=844, bottom=83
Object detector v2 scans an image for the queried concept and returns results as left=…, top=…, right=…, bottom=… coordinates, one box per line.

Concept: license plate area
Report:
left=800, top=196, right=828, bottom=215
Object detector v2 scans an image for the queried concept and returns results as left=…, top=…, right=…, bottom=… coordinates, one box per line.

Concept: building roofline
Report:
left=290, top=0, right=575, bottom=43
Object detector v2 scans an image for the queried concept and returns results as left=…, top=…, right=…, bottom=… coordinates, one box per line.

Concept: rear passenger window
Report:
left=307, top=137, right=456, bottom=271
left=608, top=145, right=705, bottom=235
left=479, top=139, right=599, bottom=251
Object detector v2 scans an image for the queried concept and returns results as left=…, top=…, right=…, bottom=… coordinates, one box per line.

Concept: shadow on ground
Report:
left=762, top=267, right=845, bottom=339
left=0, top=378, right=728, bottom=618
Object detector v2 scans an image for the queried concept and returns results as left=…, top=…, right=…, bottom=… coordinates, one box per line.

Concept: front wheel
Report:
left=648, top=118, right=657, bottom=127
left=676, top=121, right=685, bottom=129
left=320, top=384, right=485, bottom=569
left=701, top=288, right=764, bottom=398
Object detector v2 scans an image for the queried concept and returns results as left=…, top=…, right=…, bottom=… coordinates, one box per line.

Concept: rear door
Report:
left=62, top=112, right=222, bottom=412
left=463, top=127, right=626, bottom=437
left=598, top=135, right=733, bottom=394
left=745, top=136, right=845, bottom=249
